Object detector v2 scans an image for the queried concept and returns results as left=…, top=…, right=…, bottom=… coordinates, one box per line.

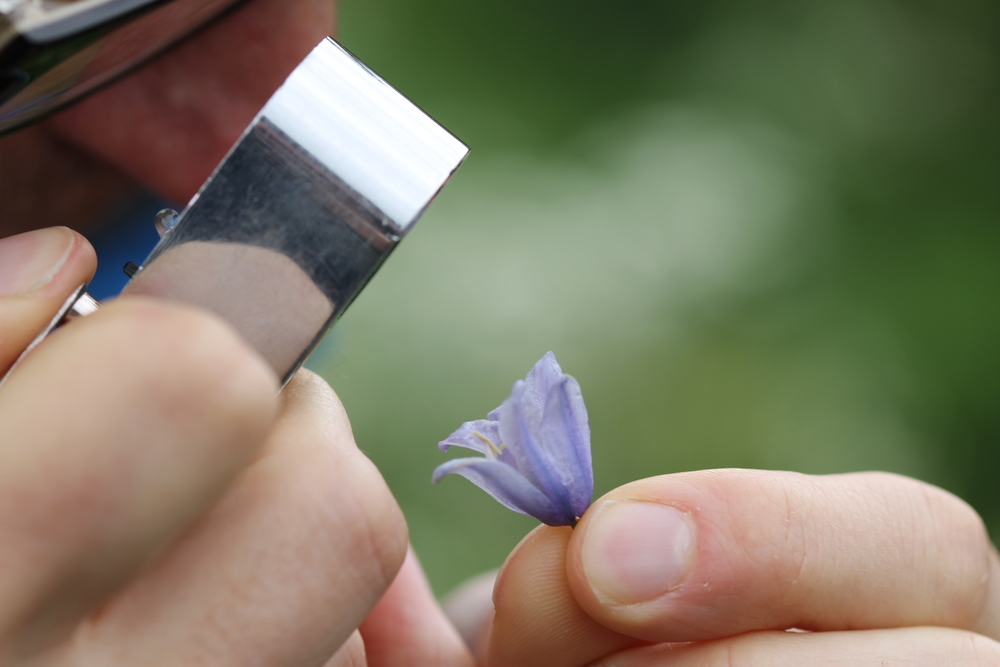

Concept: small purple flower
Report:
left=432, top=352, right=593, bottom=527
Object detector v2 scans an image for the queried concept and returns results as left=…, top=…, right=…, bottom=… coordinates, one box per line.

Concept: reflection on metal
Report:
left=66, top=289, right=100, bottom=318
left=0, top=37, right=468, bottom=390
left=5, top=0, right=164, bottom=41
left=0, top=283, right=91, bottom=391
left=124, top=38, right=467, bottom=384
left=0, top=0, right=244, bottom=134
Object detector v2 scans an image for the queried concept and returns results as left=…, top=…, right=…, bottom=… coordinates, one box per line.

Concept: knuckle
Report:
left=273, top=406, right=407, bottom=597
left=282, top=368, right=353, bottom=437
left=96, top=298, right=278, bottom=434
left=330, top=453, right=409, bottom=590
left=914, top=482, right=992, bottom=623
left=864, top=472, right=993, bottom=626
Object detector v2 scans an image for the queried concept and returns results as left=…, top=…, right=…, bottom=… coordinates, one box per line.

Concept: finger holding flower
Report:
left=435, top=355, right=1000, bottom=667
left=482, top=470, right=1000, bottom=667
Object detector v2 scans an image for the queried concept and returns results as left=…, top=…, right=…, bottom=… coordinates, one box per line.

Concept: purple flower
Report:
left=432, top=352, right=593, bottom=527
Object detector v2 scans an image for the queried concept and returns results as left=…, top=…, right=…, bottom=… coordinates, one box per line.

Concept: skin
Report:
left=2, top=1, right=999, bottom=665
left=0, top=0, right=475, bottom=664
left=122, top=242, right=335, bottom=380
left=476, top=470, right=1000, bottom=666
left=0, top=229, right=476, bottom=666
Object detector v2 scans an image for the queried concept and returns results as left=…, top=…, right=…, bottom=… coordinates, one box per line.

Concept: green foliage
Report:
left=319, top=0, right=1000, bottom=594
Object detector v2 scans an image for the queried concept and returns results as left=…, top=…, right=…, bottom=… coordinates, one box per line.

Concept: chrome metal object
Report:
left=0, top=282, right=98, bottom=389
left=1, top=37, right=468, bottom=389
left=0, top=0, right=246, bottom=134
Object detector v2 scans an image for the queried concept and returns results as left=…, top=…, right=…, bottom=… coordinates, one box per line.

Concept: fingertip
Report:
left=0, top=227, right=97, bottom=373
left=569, top=499, right=696, bottom=608
left=487, top=525, right=633, bottom=667
left=280, top=368, right=353, bottom=438
left=567, top=469, right=1000, bottom=645
left=565, top=472, right=774, bottom=641
left=361, top=548, right=476, bottom=667
left=0, top=227, right=90, bottom=298
left=255, top=365, right=409, bottom=601
left=492, top=525, right=567, bottom=606
left=37, top=227, right=97, bottom=299
left=442, top=568, right=498, bottom=659
left=271, top=369, right=408, bottom=576
left=60, top=228, right=98, bottom=293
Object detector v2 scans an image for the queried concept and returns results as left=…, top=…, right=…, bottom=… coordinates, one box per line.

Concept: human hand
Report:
left=473, top=469, right=1000, bottom=666
left=0, top=227, right=473, bottom=666
left=0, top=0, right=334, bottom=237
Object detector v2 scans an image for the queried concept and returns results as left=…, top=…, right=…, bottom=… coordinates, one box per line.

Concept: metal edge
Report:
left=0, top=283, right=89, bottom=390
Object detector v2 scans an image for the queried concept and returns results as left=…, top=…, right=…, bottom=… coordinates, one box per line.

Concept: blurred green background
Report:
left=314, top=0, right=1000, bottom=595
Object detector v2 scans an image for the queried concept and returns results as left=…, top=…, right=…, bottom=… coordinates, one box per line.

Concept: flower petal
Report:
left=539, top=375, right=593, bottom=519
left=497, top=380, right=576, bottom=521
left=486, top=351, right=563, bottom=422
left=438, top=419, right=498, bottom=454
left=431, top=457, right=574, bottom=526
left=524, top=351, right=563, bottom=415
left=438, top=419, right=517, bottom=465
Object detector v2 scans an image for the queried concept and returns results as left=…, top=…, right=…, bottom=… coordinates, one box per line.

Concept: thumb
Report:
left=486, top=526, right=637, bottom=667
left=0, top=227, right=97, bottom=375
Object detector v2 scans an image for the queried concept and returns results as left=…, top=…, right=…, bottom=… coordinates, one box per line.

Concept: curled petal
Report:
left=539, top=375, right=593, bottom=519
left=486, top=351, right=563, bottom=422
left=431, top=458, right=575, bottom=526
left=439, top=419, right=501, bottom=455
left=497, top=381, right=576, bottom=522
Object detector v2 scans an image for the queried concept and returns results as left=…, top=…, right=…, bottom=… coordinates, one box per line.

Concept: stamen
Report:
left=472, top=431, right=507, bottom=459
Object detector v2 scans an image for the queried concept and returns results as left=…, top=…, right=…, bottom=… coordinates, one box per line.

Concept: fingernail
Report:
left=0, top=228, right=75, bottom=297
left=581, top=501, right=695, bottom=605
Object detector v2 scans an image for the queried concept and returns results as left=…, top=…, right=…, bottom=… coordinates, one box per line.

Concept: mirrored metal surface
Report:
left=120, top=38, right=469, bottom=385
left=0, top=0, right=242, bottom=133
